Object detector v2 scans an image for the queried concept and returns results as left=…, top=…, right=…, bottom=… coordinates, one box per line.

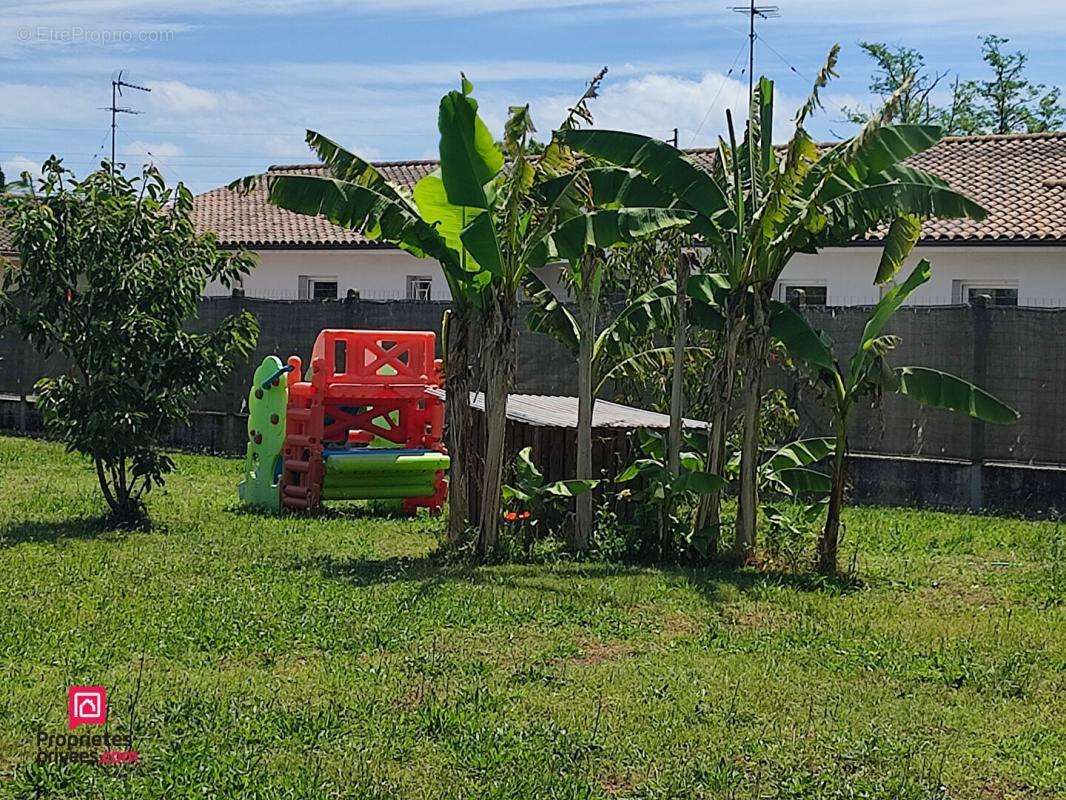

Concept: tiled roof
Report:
left=686, top=131, right=1066, bottom=244
left=188, top=160, right=438, bottom=249
left=904, top=131, right=1066, bottom=242
left=4, top=131, right=1066, bottom=254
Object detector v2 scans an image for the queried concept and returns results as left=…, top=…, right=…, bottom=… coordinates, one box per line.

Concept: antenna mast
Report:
left=105, top=71, right=151, bottom=181
left=731, top=1, right=779, bottom=104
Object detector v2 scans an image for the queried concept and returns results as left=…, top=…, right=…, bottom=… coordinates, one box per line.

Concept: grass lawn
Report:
left=0, top=434, right=1062, bottom=799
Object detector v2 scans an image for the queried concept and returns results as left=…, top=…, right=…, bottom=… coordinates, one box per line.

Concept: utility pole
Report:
left=104, top=71, right=150, bottom=181
left=731, top=2, right=779, bottom=104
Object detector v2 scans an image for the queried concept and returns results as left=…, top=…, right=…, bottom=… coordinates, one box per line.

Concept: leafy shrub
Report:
left=0, top=159, right=258, bottom=524
left=501, top=446, right=597, bottom=555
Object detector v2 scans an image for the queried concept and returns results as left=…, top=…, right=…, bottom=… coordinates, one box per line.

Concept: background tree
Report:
left=846, top=35, right=1065, bottom=135
left=965, top=34, right=1065, bottom=134
left=843, top=42, right=949, bottom=126
left=0, top=159, right=258, bottom=524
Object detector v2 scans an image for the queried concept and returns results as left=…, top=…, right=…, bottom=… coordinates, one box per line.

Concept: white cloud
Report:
left=509, top=70, right=801, bottom=148
left=146, top=80, right=223, bottom=114
left=0, top=81, right=101, bottom=126
left=122, top=139, right=183, bottom=158
left=2, top=155, right=43, bottom=181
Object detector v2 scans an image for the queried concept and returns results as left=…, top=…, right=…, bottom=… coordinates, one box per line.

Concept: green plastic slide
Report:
left=237, top=356, right=289, bottom=512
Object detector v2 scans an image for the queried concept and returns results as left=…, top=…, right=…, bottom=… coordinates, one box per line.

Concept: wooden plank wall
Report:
left=467, top=408, right=640, bottom=520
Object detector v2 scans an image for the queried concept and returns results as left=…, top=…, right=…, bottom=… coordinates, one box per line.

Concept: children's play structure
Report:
left=238, top=329, right=450, bottom=515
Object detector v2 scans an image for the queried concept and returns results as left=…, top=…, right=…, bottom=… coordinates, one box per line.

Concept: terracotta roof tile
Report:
left=187, top=160, right=438, bottom=249
left=686, top=130, right=1066, bottom=244
left=4, top=132, right=1066, bottom=254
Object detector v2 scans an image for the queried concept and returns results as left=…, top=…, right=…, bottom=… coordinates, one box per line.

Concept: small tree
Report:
left=0, top=159, right=258, bottom=524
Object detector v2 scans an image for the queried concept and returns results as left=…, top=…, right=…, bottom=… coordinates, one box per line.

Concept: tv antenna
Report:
left=730, top=2, right=779, bottom=104
left=103, top=70, right=151, bottom=180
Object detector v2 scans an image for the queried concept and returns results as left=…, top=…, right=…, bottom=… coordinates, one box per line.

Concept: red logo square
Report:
left=68, top=686, right=107, bottom=730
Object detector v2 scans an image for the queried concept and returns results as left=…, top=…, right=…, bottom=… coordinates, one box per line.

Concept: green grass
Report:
left=0, top=435, right=1062, bottom=799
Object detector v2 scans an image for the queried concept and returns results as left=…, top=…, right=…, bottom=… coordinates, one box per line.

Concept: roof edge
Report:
left=218, top=235, right=1066, bottom=251
left=267, top=158, right=439, bottom=172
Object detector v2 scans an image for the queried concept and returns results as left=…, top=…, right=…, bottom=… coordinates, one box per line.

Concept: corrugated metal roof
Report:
left=427, top=389, right=707, bottom=430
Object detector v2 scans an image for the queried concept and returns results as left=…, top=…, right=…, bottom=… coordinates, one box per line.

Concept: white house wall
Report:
left=780, top=245, right=1066, bottom=307
left=208, top=244, right=1066, bottom=307
left=207, top=247, right=569, bottom=301
left=207, top=248, right=446, bottom=300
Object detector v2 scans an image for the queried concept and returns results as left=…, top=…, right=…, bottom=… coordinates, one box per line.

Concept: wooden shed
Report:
left=430, top=389, right=707, bottom=518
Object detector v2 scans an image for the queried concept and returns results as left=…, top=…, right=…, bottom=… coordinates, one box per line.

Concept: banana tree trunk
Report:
left=445, top=305, right=475, bottom=542
left=664, top=249, right=690, bottom=556
left=667, top=251, right=690, bottom=476
left=573, top=258, right=598, bottom=552
left=694, top=307, right=745, bottom=555
left=477, top=298, right=517, bottom=558
left=734, top=296, right=769, bottom=563
left=818, top=415, right=848, bottom=574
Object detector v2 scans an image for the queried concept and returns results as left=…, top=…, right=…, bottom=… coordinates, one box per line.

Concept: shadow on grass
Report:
left=291, top=552, right=456, bottom=587
left=663, top=561, right=863, bottom=601
left=291, top=547, right=862, bottom=609
left=228, top=498, right=421, bottom=521
left=0, top=515, right=131, bottom=548
left=289, top=552, right=463, bottom=613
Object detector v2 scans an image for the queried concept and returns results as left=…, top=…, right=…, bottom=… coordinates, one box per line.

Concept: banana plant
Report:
left=431, top=85, right=539, bottom=556
left=559, top=51, right=989, bottom=561
left=522, top=202, right=695, bottom=551
left=616, top=428, right=727, bottom=558
left=676, top=432, right=833, bottom=558
left=435, top=69, right=687, bottom=555
left=772, top=259, right=1019, bottom=573
left=229, top=109, right=487, bottom=542
left=753, top=437, right=836, bottom=500
left=502, top=446, right=598, bottom=552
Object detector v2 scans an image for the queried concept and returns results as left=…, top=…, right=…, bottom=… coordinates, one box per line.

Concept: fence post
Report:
left=968, top=295, right=991, bottom=511
left=13, top=356, right=28, bottom=433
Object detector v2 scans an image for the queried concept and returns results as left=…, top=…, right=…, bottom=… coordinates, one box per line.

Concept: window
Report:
left=778, top=283, right=827, bottom=307
left=407, top=275, right=433, bottom=301
left=953, top=280, right=1018, bottom=307
left=298, top=276, right=338, bottom=301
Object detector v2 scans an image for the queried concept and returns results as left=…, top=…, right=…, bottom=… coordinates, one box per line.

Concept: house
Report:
left=5, top=132, right=1065, bottom=307
left=191, top=160, right=447, bottom=301
left=751, top=131, right=1066, bottom=307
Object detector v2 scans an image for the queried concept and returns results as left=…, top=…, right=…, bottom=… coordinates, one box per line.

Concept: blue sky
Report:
left=2, top=0, right=1064, bottom=193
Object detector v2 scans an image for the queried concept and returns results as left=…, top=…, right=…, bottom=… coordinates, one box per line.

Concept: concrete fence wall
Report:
left=1, top=297, right=1062, bottom=466
left=780, top=303, right=1065, bottom=466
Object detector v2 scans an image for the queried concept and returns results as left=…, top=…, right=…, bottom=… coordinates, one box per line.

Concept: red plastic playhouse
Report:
left=278, top=329, right=449, bottom=514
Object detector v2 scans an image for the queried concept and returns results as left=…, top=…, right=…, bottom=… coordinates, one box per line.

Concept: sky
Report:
left=2, top=0, right=1065, bottom=194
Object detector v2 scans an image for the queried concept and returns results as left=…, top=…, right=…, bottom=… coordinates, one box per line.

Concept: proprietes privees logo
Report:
left=35, top=686, right=139, bottom=766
